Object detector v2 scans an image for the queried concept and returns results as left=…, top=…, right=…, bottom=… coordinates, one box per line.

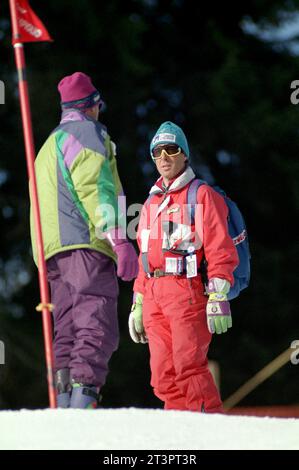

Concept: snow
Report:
left=0, top=407, right=298, bottom=450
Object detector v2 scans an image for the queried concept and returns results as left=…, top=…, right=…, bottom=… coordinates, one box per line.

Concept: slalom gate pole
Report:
left=223, top=347, right=292, bottom=410
left=9, top=0, right=57, bottom=408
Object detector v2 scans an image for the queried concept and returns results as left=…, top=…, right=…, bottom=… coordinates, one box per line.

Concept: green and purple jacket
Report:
left=30, top=109, right=124, bottom=265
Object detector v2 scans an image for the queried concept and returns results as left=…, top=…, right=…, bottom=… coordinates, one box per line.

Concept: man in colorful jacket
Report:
left=30, top=72, right=138, bottom=408
left=129, top=121, right=238, bottom=412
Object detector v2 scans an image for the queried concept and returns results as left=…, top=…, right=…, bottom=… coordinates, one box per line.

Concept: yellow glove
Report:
left=128, top=293, right=148, bottom=344
left=206, top=278, right=232, bottom=334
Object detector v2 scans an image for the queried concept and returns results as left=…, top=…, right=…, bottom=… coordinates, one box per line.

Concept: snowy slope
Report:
left=0, top=408, right=298, bottom=450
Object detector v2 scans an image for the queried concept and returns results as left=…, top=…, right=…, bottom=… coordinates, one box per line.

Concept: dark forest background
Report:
left=0, top=0, right=298, bottom=410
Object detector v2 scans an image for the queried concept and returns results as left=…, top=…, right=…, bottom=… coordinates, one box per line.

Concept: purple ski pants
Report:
left=47, top=249, right=119, bottom=387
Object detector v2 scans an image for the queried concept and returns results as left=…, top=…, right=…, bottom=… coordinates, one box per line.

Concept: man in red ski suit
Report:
left=129, top=121, right=238, bottom=412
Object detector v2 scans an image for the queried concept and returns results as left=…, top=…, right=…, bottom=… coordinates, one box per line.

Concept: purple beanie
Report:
left=58, top=72, right=102, bottom=110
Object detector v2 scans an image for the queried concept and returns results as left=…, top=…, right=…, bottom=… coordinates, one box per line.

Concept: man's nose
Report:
left=160, top=149, right=170, bottom=160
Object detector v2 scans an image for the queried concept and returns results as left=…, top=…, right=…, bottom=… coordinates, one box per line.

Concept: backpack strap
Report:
left=186, top=178, right=209, bottom=284
left=187, top=178, right=207, bottom=224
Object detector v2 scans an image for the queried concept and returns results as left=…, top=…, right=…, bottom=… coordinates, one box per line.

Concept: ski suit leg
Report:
left=51, top=249, right=119, bottom=388
left=143, top=280, right=188, bottom=410
left=69, top=249, right=119, bottom=387
left=47, top=256, right=74, bottom=373
left=164, top=277, right=222, bottom=413
left=144, top=276, right=222, bottom=413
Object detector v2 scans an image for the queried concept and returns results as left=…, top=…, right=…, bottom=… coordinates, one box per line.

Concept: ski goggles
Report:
left=61, top=90, right=103, bottom=111
left=151, top=144, right=182, bottom=160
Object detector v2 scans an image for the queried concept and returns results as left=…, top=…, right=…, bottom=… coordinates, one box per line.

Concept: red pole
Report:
left=9, top=0, right=57, bottom=408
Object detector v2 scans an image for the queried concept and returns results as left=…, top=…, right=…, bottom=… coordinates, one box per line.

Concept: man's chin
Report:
left=161, top=170, right=174, bottom=178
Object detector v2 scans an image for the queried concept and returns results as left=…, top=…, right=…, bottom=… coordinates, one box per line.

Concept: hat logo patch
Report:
left=153, top=133, right=176, bottom=144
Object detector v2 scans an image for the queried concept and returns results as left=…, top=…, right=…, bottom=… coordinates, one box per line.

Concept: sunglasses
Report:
left=152, top=144, right=182, bottom=160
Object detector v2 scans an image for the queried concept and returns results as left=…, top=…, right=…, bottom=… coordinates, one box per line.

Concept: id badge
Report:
left=186, top=254, right=197, bottom=278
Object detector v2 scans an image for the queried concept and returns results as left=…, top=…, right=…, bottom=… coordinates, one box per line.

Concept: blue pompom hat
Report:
left=150, top=121, right=190, bottom=159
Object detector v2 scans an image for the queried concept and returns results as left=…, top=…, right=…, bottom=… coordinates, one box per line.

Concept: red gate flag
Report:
left=12, top=0, right=53, bottom=44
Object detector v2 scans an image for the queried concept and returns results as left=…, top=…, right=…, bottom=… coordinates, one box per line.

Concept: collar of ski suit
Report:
left=149, top=166, right=196, bottom=196
left=60, top=108, right=97, bottom=124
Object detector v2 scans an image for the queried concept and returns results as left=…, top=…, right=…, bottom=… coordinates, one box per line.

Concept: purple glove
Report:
left=105, top=228, right=139, bottom=281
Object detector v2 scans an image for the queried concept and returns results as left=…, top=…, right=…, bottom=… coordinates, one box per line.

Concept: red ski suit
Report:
left=134, top=167, right=238, bottom=412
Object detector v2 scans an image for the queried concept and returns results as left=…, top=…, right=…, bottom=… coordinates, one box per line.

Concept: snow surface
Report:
left=0, top=407, right=298, bottom=450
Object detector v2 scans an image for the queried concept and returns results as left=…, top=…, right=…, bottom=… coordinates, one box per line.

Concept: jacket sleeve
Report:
left=105, top=136, right=124, bottom=198
left=197, top=185, right=239, bottom=285
left=69, top=147, right=118, bottom=232
left=133, top=254, right=147, bottom=295
left=69, top=133, right=126, bottom=234
left=133, top=203, right=148, bottom=295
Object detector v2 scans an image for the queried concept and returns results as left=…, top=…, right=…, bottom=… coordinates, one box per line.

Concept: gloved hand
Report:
left=206, top=278, right=232, bottom=334
left=105, top=228, right=139, bottom=281
left=113, top=242, right=139, bottom=281
left=128, top=293, right=148, bottom=344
